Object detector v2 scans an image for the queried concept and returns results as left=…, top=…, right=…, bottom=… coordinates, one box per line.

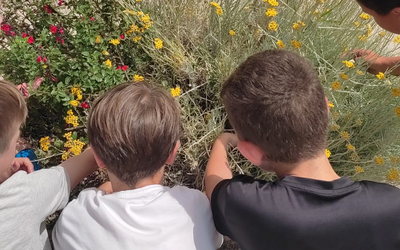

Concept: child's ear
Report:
left=92, top=148, right=106, bottom=169
left=392, top=7, right=400, bottom=16
left=166, top=141, right=180, bottom=165
left=237, top=141, right=265, bottom=166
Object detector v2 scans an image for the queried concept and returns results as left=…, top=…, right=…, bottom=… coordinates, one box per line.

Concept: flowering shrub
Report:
left=1, top=0, right=400, bottom=188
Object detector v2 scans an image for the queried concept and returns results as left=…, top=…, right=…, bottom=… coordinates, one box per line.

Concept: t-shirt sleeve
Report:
left=28, top=166, right=70, bottom=221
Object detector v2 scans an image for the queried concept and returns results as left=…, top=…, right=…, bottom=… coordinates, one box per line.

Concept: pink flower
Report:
left=56, top=37, right=61, bottom=43
left=116, top=66, right=121, bottom=70
left=61, top=39, right=64, bottom=44
left=22, top=33, right=28, bottom=38
left=43, top=57, right=48, bottom=63
left=27, top=36, right=34, bottom=44
left=52, top=76, right=58, bottom=82
left=50, top=25, right=58, bottom=34
left=1, top=24, right=11, bottom=32
left=58, top=0, right=64, bottom=6
left=122, top=65, right=128, bottom=71
left=10, top=32, right=16, bottom=36
left=37, top=56, right=42, bottom=63
left=120, top=34, right=125, bottom=40
left=43, top=5, right=52, bottom=14
left=81, top=102, right=89, bottom=109
left=59, top=27, right=64, bottom=34
left=90, top=17, right=94, bottom=21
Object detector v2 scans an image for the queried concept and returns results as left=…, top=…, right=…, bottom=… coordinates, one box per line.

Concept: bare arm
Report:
left=61, top=148, right=98, bottom=189
left=205, top=133, right=238, bottom=200
left=354, top=49, right=400, bottom=76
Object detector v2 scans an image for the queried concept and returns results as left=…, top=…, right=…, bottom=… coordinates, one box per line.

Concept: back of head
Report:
left=0, top=80, right=27, bottom=154
left=221, top=50, right=328, bottom=163
left=357, top=0, right=400, bottom=15
left=88, top=82, right=181, bottom=187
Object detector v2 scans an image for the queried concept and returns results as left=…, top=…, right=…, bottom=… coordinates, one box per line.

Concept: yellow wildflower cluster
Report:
left=229, top=30, right=236, bottom=36
left=134, top=74, right=144, bottom=82
left=71, top=86, right=82, bottom=101
left=379, top=31, right=386, bottom=37
left=62, top=132, right=86, bottom=160
left=276, top=40, right=285, bottom=49
left=104, top=59, right=112, bottom=69
left=65, top=109, right=79, bottom=127
left=340, top=131, right=350, bottom=140
left=154, top=38, right=163, bottom=49
left=95, top=35, right=101, bottom=44
left=290, top=40, right=301, bottom=49
left=171, top=87, right=181, bottom=97
left=39, top=136, right=50, bottom=152
left=328, top=102, right=334, bottom=108
left=354, top=22, right=360, bottom=27
left=387, top=168, right=400, bottom=181
left=376, top=72, right=385, bottom=79
left=210, top=2, right=223, bottom=15
left=127, top=24, right=140, bottom=35
left=70, top=100, right=79, bottom=107
left=109, top=39, right=120, bottom=46
left=331, top=81, right=341, bottom=90
left=340, top=73, right=349, bottom=80
left=342, top=60, right=355, bottom=68
left=268, top=21, right=279, bottom=32
left=141, top=14, right=154, bottom=29
left=395, top=106, right=400, bottom=117
left=331, top=124, right=340, bottom=131
left=346, top=144, right=355, bottom=151
left=264, top=0, right=279, bottom=7
left=356, top=70, right=364, bottom=75
left=292, top=20, right=305, bottom=30
left=359, top=13, right=370, bottom=20
left=133, top=36, right=142, bottom=42
left=355, top=166, right=364, bottom=173
left=325, top=149, right=331, bottom=158
left=265, top=7, right=278, bottom=17
left=394, top=36, right=400, bottom=43
left=392, top=87, right=400, bottom=97
left=374, top=155, right=384, bottom=166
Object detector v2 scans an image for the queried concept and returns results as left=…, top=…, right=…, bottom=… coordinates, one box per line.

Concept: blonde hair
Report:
left=88, top=82, right=181, bottom=187
left=0, top=80, right=27, bottom=154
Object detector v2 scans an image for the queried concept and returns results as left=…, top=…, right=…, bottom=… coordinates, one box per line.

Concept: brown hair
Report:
left=88, top=82, right=181, bottom=186
left=221, top=50, right=328, bottom=163
left=0, top=80, right=27, bottom=154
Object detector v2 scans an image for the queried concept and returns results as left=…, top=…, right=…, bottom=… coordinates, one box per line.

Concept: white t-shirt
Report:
left=53, top=185, right=223, bottom=250
left=0, top=166, right=70, bottom=250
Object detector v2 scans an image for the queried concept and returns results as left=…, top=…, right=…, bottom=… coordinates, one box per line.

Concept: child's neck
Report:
left=107, top=169, right=164, bottom=192
left=272, top=153, right=339, bottom=181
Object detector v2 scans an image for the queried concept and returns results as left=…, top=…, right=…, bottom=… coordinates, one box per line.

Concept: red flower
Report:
left=56, top=37, right=61, bottom=43
left=52, top=76, right=58, bottom=82
left=59, top=27, right=64, bottom=34
left=37, top=56, right=42, bottom=63
left=120, top=34, right=125, bottom=40
left=27, top=36, right=34, bottom=44
left=22, top=33, right=28, bottom=38
left=122, top=65, right=128, bottom=71
left=58, top=0, right=64, bottom=6
left=43, top=5, right=52, bottom=14
left=80, top=102, right=89, bottom=109
left=10, top=32, right=16, bottom=36
left=1, top=24, right=11, bottom=32
left=43, top=57, right=48, bottom=63
left=116, top=66, right=121, bottom=70
left=90, top=17, right=94, bottom=21
left=61, top=39, right=64, bottom=44
left=50, top=25, right=58, bottom=34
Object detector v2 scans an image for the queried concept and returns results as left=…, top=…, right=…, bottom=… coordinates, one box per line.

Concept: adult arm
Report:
left=205, top=133, right=238, bottom=200
left=355, top=49, right=400, bottom=76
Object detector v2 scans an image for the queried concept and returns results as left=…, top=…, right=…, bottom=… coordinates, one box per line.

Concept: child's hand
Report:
left=217, top=133, right=238, bottom=149
left=350, top=49, right=386, bottom=74
left=11, top=157, right=34, bottom=174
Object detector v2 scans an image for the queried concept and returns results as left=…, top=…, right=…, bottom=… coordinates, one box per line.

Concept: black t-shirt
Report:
left=211, top=175, right=400, bottom=250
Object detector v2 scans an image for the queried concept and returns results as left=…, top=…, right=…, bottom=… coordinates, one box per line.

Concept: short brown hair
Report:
left=221, top=50, right=328, bottom=163
left=88, top=82, right=181, bottom=186
left=0, top=80, right=27, bottom=154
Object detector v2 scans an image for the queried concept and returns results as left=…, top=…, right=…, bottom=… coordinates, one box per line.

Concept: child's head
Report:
left=221, top=50, right=328, bottom=166
left=0, top=80, right=27, bottom=183
left=88, top=82, right=181, bottom=187
left=356, top=0, right=400, bottom=33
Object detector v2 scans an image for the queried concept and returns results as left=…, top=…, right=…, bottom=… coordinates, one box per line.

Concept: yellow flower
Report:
left=104, top=59, right=112, bottom=69
left=379, top=31, right=386, bottom=37
left=229, top=30, right=236, bottom=36
left=340, top=73, right=349, bottom=80
left=76, top=94, right=82, bottom=101
left=356, top=70, right=364, bottom=75
left=95, top=35, right=101, bottom=44
left=133, top=36, right=142, bottom=43
left=39, top=136, right=50, bottom=152
left=346, top=144, right=355, bottom=151
left=171, top=87, right=181, bottom=97
left=136, top=11, right=144, bottom=17
left=359, top=13, right=371, bottom=20
left=265, top=0, right=279, bottom=7
left=340, top=131, right=350, bottom=140
left=342, top=60, right=355, bottom=68
left=394, top=36, right=400, bottom=43
left=268, top=21, right=279, bottom=32
left=313, top=10, right=319, bottom=15
left=394, top=106, right=400, bottom=117
left=134, top=74, right=144, bottom=82
left=374, top=156, right=384, bottom=166
left=71, top=86, right=81, bottom=96
left=68, top=139, right=86, bottom=156
left=328, top=102, right=334, bottom=108
left=61, top=151, right=69, bottom=161
left=331, top=81, right=341, bottom=90
left=102, top=50, right=109, bottom=56
left=358, top=35, right=368, bottom=42
left=390, top=156, right=400, bottom=164
left=65, top=110, right=79, bottom=127
left=265, top=7, right=278, bottom=17
left=136, top=0, right=142, bottom=2
left=354, top=22, right=360, bottom=27
left=355, top=166, right=364, bottom=173
left=210, top=2, right=223, bottom=15
left=141, top=14, right=153, bottom=29
left=123, top=10, right=136, bottom=15
left=387, top=168, right=400, bottom=181
left=291, top=40, right=302, bottom=49
left=376, top=72, right=385, bottom=79
left=351, top=152, right=360, bottom=162
left=325, top=149, right=331, bottom=158
left=392, top=87, right=400, bottom=97
left=293, top=20, right=305, bottom=30
left=154, top=38, right=163, bottom=49
left=70, top=100, right=79, bottom=107
left=109, top=39, right=120, bottom=46
left=43, top=64, right=48, bottom=69
left=276, top=40, right=285, bottom=49
left=331, top=124, right=340, bottom=131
